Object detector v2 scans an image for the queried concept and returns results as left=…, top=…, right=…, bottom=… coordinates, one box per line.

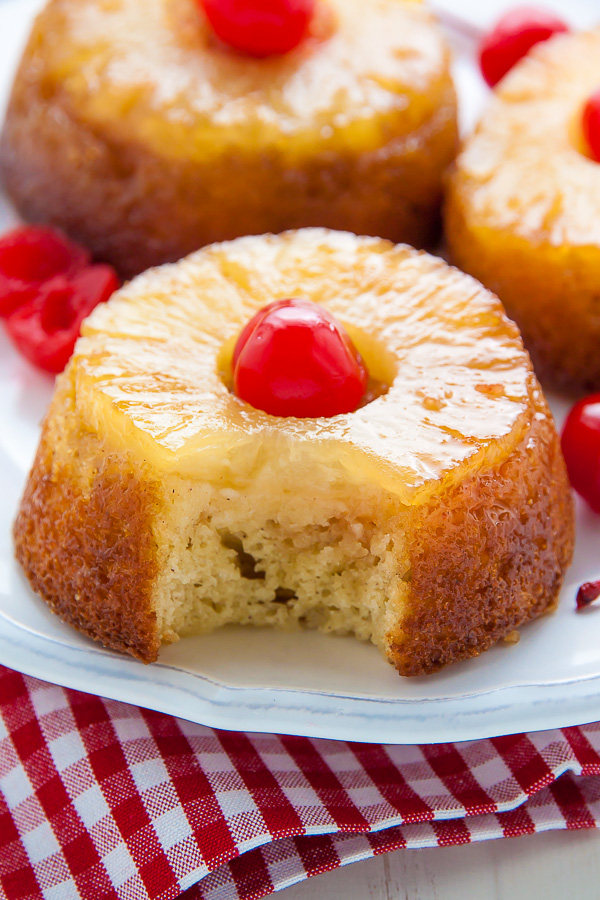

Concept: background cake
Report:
left=1, top=0, right=457, bottom=278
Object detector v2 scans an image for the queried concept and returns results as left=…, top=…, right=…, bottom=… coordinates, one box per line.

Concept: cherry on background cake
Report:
left=13, top=229, right=574, bottom=676
left=446, top=26, right=600, bottom=393
left=0, top=0, right=457, bottom=278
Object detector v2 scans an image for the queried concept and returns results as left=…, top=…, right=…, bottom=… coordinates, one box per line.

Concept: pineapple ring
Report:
left=446, top=28, right=600, bottom=393
left=0, top=0, right=457, bottom=278
left=14, top=230, right=573, bottom=676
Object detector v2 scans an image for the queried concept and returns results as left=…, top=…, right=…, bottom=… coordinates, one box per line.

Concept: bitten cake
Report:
left=14, top=229, right=574, bottom=676
left=446, top=27, right=600, bottom=393
left=1, top=0, right=457, bottom=279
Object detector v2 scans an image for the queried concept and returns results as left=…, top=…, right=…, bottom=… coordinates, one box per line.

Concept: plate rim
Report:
left=4, top=607, right=600, bottom=744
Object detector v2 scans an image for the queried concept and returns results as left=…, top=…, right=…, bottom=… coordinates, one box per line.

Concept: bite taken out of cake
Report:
left=1, top=0, right=457, bottom=278
left=14, top=229, right=574, bottom=676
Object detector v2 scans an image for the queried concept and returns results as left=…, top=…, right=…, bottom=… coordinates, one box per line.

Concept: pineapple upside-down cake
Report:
left=13, top=230, right=574, bottom=676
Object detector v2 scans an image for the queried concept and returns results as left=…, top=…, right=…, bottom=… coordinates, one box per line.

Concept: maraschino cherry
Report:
left=0, top=226, right=119, bottom=373
left=200, top=0, right=315, bottom=57
left=582, top=89, right=600, bottom=162
left=576, top=580, right=600, bottom=611
left=0, top=227, right=88, bottom=317
left=6, top=265, right=119, bottom=374
left=561, top=394, right=600, bottom=513
left=479, top=6, right=569, bottom=87
left=232, top=298, right=368, bottom=418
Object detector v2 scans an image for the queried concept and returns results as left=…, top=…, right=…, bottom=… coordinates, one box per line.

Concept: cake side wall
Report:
left=13, top=378, right=162, bottom=663
left=388, top=388, right=575, bottom=676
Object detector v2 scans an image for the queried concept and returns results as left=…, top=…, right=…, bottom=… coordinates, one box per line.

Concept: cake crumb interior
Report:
left=153, top=475, right=410, bottom=653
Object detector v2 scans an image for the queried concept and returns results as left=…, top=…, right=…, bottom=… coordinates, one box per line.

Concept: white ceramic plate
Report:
left=1, top=0, right=599, bottom=744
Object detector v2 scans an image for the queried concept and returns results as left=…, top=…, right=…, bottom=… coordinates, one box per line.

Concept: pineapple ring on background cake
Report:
left=446, top=28, right=600, bottom=394
left=14, top=229, right=574, bottom=677
left=0, top=0, right=457, bottom=279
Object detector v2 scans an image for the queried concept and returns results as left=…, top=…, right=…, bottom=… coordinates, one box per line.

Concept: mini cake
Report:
left=0, top=0, right=458, bottom=279
left=14, top=229, right=574, bottom=676
left=446, top=28, right=600, bottom=393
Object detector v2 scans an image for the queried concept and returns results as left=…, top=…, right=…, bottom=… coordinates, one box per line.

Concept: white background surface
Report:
left=2, top=0, right=600, bottom=895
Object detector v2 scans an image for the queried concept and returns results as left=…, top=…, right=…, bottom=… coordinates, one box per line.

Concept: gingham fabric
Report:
left=2, top=666, right=600, bottom=900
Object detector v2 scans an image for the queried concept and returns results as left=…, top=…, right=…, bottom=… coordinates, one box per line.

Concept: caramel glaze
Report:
left=74, top=230, right=540, bottom=499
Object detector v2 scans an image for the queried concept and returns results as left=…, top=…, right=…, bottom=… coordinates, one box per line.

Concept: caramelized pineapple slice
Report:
left=14, top=230, right=573, bottom=675
left=446, top=28, right=600, bottom=392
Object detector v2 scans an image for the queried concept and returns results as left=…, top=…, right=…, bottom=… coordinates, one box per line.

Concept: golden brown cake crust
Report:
left=0, top=7, right=457, bottom=278
left=11, top=231, right=574, bottom=675
left=14, top=401, right=161, bottom=663
left=389, top=389, right=574, bottom=676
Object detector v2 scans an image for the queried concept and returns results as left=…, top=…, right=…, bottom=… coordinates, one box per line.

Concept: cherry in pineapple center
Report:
left=230, top=298, right=378, bottom=418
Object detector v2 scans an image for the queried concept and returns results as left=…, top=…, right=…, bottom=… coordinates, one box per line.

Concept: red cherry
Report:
left=5, top=265, right=119, bottom=374
left=478, top=6, right=569, bottom=87
left=576, top=580, right=600, bottom=611
left=561, top=394, right=600, bottom=513
left=232, top=298, right=368, bottom=418
left=582, top=89, right=600, bottom=162
left=232, top=297, right=303, bottom=369
left=200, top=0, right=314, bottom=57
left=0, top=227, right=89, bottom=318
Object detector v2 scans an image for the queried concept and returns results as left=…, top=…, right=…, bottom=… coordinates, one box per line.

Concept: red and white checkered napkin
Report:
left=2, top=665, right=600, bottom=900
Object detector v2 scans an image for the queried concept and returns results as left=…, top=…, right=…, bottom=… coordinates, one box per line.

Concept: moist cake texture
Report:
left=14, top=229, right=574, bottom=675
